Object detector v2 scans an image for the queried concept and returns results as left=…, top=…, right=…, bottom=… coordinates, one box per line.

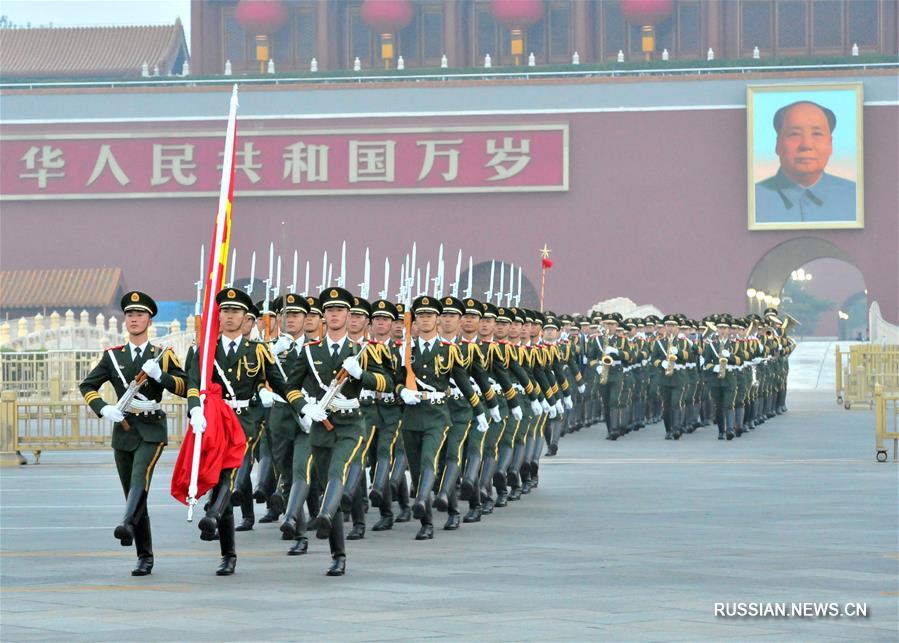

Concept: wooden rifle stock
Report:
left=403, top=311, right=416, bottom=390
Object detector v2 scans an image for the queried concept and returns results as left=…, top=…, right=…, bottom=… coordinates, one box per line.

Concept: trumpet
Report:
left=599, top=354, right=613, bottom=384
left=665, top=352, right=676, bottom=376
left=718, top=356, right=728, bottom=379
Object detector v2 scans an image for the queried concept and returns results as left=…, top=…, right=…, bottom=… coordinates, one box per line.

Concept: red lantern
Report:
left=360, top=0, right=414, bottom=70
left=490, top=0, right=544, bottom=65
left=235, top=0, right=288, bottom=73
left=619, top=0, right=673, bottom=61
left=360, top=0, right=414, bottom=31
left=235, top=0, right=288, bottom=34
left=490, top=0, right=544, bottom=27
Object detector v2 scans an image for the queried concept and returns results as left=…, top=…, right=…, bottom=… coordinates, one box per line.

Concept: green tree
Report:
left=780, top=281, right=835, bottom=333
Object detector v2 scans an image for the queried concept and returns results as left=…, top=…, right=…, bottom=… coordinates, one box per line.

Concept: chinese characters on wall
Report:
left=1, top=125, right=568, bottom=199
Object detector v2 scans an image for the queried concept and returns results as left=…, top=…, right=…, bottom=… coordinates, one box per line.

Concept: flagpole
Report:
left=539, top=243, right=551, bottom=313
left=187, top=84, right=239, bottom=520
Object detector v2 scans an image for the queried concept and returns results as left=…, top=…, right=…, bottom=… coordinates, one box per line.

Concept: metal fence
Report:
left=835, top=344, right=899, bottom=410
left=0, top=350, right=188, bottom=463
left=873, top=385, right=899, bottom=463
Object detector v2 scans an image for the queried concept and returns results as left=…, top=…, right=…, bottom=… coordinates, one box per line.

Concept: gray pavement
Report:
left=1, top=391, right=897, bottom=642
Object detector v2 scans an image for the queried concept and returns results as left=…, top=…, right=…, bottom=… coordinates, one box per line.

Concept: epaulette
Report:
left=368, top=338, right=381, bottom=345
left=440, top=340, right=453, bottom=346
left=107, top=344, right=125, bottom=352
left=304, top=339, right=322, bottom=346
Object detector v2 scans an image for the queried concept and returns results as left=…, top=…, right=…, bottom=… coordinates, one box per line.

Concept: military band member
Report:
left=701, top=315, right=744, bottom=440
left=80, top=291, right=187, bottom=577
left=651, top=315, right=691, bottom=440
left=397, top=296, right=490, bottom=539
left=285, top=287, right=393, bottom=575
left=186, top=287, right=307, bottom=576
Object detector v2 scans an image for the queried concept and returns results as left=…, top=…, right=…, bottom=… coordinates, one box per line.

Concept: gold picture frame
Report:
left=747, top=82, right=864, bottom=231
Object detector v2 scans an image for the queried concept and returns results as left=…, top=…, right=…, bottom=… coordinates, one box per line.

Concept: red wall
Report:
left=2, top=106, right=896, bottom=320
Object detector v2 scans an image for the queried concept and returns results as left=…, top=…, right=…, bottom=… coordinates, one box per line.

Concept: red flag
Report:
left=542, top=257, right=554, bottom=269
left=171, top=86, right=244, bottom=508
left=171, top=384, right=245, bottom=504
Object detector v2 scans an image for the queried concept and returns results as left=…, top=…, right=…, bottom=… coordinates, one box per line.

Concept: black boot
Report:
left=415, top=523, right=434, bottom=540
left=268, top=476, right=287, bottom=517
left=395, top=476, right=412, bottom=522
left=735, top=406, right=745, bottom=437
left=372, top=515, right=394, bottom=531
left=235, top=474, right=255, bottom=531
left=435, top=461, right=460, bottom=512
left=326, top=510, right=346, bottom=575
left=131, top=513, right=153, bottom=576
left=216, top=510, right=236, bottom=576
left=444, top=513, right=461, bottom=530
left=493, top=445, right=513, bottom=493
left=288, top=536, right=308, bottom=555
left=279, top=479, right=309, bottom=541
left=347, top=523, right=365, bottom=540
left=368, top=458, right=391, bottom=508
left=230, top=449, right=254, bottom=506
left=114, top=487, right=145, bottom=547
left=258, top=503, right=280, bottom=523
left=725, top=409, right=736, bottom=440
left=252, top=455, right=275, bottom=503
left=463, top=506, right=482, bottom=523
left=327, top=555, right=346, bottom=576
left=412, top=467, right=436, bottom=521
left=478, top=456, right=497, bottom=506
left=459, top=451, right=481, bottom=501
left=308, top=477, right=344, bottom=540
left=198, top=477, right=233, bottom=540
left=341, top=462, right=365, bottom=512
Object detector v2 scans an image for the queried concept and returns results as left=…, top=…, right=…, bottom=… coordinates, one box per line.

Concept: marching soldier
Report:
left=285, top=287, right=393, bottom=575
left=80, top=291, right=187, bottom=577
left=186, top=287, right=307, bottom=575
left=366, top=300, right=403, bottom=532
left=397, top=296, right=490, bottom=539
left=651, top=314, right=691, bottom=440
left=701, top=315, right=744, bottom=440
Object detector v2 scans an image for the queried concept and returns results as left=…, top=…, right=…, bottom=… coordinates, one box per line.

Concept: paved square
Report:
left=1, top=391, right=896, bottom=641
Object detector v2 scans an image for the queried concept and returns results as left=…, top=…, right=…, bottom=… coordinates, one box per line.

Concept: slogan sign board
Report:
left=0, top=124, right=568, bottom=200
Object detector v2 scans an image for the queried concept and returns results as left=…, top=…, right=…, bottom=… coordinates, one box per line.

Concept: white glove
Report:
left=342, top=356, right=363, bottom=379
left=596, top=365, right=604, bottom=375
left=475, top=413, right=489, bottom=432
left=712, top=365, right=721, bottom=374
left=604, top=346, right=619, bottom=356
left=541, top=399, right=552, bottom=414
left=547, top=404, right=558, bottom=419
left=564, top=396, right=573, bottom=410
left=662, top=360, right=670, bottom=370
left=100, top=404, right=125, bottom=423
left=721, top=349, right=731, bottom=358
left=298, top=413, right=312, bottom=433
left=302, top=402, right=328, bottom=423
left=511, top=406, right=523, bottom=421
left=577, top=384, right=586, bottom=394
left=189, top=407, right=206, bottom=434
left=399, top=387, right=420, bottom=405
left=489, top=406, right=502, bottom=423
left=272, top=335, right=293, bottom=355
left=530, top=400, right=543, bottom=416
left=555, top=400, right=564, bottom=415
left=257, top=388, right=275, bottom=408
left=141, top=360, right=162, bottom=382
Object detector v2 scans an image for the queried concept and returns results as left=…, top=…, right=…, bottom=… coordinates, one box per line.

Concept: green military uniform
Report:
left=650, top=315, right=692, bottom=440
left=286, top=287, right=393, bottom=575
left=397, top=295, right=487, bottom=539
left=186, top=287, right=306, bottom=576
left=80, top=291, right=187, bottom=576
left=700, top=316, right=745, bottom=441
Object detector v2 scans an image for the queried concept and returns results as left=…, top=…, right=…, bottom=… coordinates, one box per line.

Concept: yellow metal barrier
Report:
left=836, top=344, right=899, bottom=410
left=873, top=384, right=899, bottom=463
left=10, top=392, right=188, bottom=463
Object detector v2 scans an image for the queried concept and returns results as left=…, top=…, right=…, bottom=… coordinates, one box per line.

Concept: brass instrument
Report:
left=664, top=336, right=676, bottom=376
left=718, top=356, right=728, bottom=379
left=599, top=355, right=613, bottom=384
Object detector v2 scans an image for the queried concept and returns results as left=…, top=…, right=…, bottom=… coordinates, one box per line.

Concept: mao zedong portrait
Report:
left=755, top=101, right=856, bottom=223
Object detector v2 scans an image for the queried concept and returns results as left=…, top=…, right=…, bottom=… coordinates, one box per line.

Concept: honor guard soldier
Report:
left=264, top=293, right=316, bottom=555
left=397, top=296, right=490, bottom=540
left=701, top=315, right=744, bottom=440
left=80, top=291, right=188, bottom=576
left=285, top=287, right=394, bottom=576
left=186, top=287, right=307, bottom=576
left=365, top=300, right=404, bottom=531
left=651, top=314, right=691, bottom=440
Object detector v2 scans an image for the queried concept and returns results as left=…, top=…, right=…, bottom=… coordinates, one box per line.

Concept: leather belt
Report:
left=327, top=398, right=360, bottom=412
left=128, top=400, right=161, bottom=414
left=225, top=399, right=251, bottom=410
